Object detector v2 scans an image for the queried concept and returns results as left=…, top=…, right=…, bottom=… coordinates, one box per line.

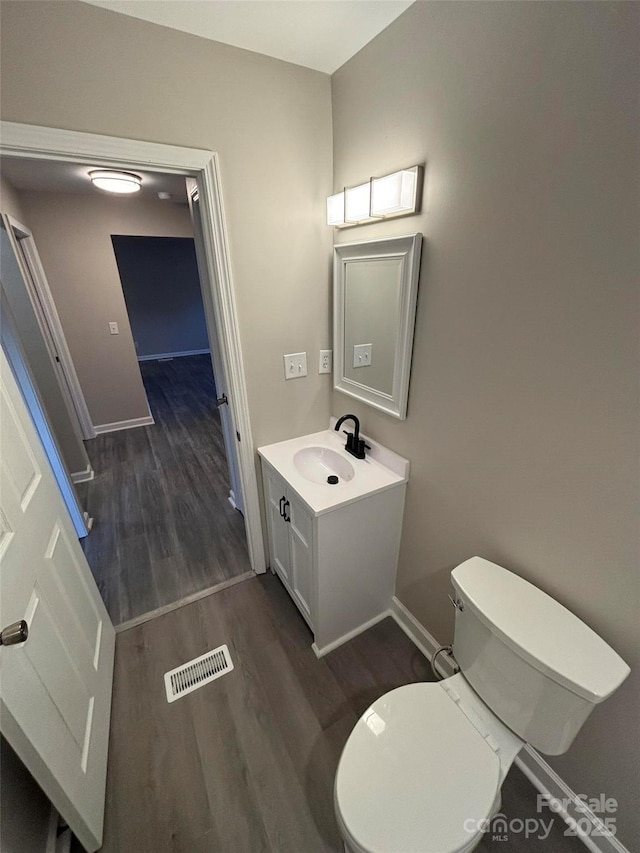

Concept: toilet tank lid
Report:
left=451, top=557, right=630, bottom=703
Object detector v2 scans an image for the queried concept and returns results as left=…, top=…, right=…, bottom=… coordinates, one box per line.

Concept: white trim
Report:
left=198, top=154, right=265, bottom=571
left=515, top=747, right=630, bottom=853
left=137, top=348, right=210, bottom=362
left=311, top=610, right=390, bottom=658
left=4, top=215, right=96, bottom=440
left=0, top=122, right=212, bottom=173
left=115, top=572, right=254, bottom=633
left=70, top=465, right=95, bottom=484
left=389, top=594, right=630, bottom=853
left=389, top=595, right=456, bottom=677
left=93, top=415, right=154, bottom=435
left=0, top=121, right=265, bottom=575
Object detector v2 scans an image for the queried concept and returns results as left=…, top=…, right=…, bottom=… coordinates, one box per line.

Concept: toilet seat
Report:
left=334, top=681, right=505, bottom=853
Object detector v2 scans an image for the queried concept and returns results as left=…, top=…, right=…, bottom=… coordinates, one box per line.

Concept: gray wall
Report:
left=0, top=0, right=333, bottom=444
left=15, top=190, right=199, bottom=428
left=0, top=175, right=90, bottom=476
left=112, top=235, right=209, bottom=360
left=332, top=1, right=639, bottom=845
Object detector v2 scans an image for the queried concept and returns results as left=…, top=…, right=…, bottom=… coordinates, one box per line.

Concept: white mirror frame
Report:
left=333, top=233, right=422, bottom=420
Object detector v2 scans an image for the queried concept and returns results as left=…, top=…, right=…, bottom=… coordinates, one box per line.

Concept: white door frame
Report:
left=0, top=121, right=267, bottom=574
left=4, top=213, right=96, bottom=441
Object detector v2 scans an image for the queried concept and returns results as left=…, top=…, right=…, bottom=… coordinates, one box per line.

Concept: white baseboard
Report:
left=93, top=415, right=154, bottom=435
left=515, top=746, right=630, bottom=853
left=137, top=348, right=210, bottom=362
left=389, top=595, right=630, bottom=853
left=389, top=595, right=456, bottom=677
left=70, top=464, right=94, bottom=484
left=312, top=610, right=390, bottom=659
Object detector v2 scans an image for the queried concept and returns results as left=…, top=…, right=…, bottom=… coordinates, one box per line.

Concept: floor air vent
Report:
left=164, top=644, right=233, bottom=703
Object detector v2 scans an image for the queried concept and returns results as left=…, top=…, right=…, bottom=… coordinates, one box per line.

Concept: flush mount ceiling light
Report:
left=89, top=169, right=142, bottom=194
left=327, top=165, right=423, bottom=228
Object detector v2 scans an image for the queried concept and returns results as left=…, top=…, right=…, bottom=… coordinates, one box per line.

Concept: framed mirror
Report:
left=333, top=233, right=422, bottom=420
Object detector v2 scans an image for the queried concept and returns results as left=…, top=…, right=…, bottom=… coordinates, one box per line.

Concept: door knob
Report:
left=0, top=620, right=29, bottom=646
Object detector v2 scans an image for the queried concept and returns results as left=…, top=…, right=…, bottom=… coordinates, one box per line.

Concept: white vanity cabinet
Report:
left=259, top=428, right=409, bottom=657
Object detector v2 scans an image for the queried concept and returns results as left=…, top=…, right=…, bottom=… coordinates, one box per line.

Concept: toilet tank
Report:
left=451, top=557, right=630, bottom=755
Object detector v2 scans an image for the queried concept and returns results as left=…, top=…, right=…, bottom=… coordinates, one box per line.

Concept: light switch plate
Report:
left=109, top=321, right=119, bottom=335
left=319, top=349, right=332, bottom=374
left=353, top=343, right=372, bottom=368
left=283, top=352, right=307, bottom=379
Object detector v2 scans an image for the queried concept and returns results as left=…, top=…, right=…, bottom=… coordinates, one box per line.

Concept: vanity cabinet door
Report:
left=288, top=496, right=313, bottom=621
left=264, top=467, right=291, bottom=585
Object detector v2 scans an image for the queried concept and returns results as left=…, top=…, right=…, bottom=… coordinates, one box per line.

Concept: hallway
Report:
left=78, top=354, right=251, bottom=626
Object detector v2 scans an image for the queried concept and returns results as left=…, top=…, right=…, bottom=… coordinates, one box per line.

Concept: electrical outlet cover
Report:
left=319, top=349, right=332, bottom=374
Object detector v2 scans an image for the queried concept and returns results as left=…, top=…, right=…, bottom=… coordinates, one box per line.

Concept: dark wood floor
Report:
left=85, top=574, right=585, bottom=852
left=77, top=355, right=251, bottom=626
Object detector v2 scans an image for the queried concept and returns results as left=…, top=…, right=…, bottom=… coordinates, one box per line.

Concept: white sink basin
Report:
left=293, top=446, right=355, bottom=485
left=258, top=427, right=409, bottom=516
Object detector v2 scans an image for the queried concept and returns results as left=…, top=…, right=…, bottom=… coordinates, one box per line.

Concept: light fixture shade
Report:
left=370, top=167, right=420, bottom=216
left=327, top=192, right=345, bottom=226
left=89, top=170, right=142, bottom=194
left=344, top=182, right=371, bottom=223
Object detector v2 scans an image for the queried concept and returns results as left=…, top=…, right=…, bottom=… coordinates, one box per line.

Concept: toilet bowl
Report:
left=334, top=557, right=630, bottom=853
left=334, top=675, right=522, bottom=853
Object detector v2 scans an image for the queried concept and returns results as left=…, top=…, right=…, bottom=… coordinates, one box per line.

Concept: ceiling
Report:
left=82, top=0, right=414, bottom=74
left=1, top=158, right=188, bottom=202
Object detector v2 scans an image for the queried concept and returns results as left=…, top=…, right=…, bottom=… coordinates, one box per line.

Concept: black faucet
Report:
left=335, top=414, right=370, bottom=460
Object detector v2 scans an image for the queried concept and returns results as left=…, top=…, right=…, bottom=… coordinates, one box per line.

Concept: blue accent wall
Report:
left=111, top=235, right=209, bottom=359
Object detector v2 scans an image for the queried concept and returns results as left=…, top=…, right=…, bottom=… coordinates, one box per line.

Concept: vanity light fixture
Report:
left=89, top=169, right=142, bottom=194
left=344, top=181, right=372, bottom=224
left=327, top=165, right=423, bottom=228
left=327, top=192, right=346, bottom=226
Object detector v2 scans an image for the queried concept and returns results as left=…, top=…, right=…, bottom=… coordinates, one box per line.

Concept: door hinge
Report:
left=236, top=431, right=241, bottom=442
left=216, top=394, right=228, bottom=407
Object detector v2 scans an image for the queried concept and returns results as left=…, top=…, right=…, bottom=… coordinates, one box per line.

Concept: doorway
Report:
left=79, top=228, right=251, bottom=625
left=0, top=121, right=267, bottom=621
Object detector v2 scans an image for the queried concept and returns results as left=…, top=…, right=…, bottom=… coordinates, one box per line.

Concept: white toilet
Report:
left=334, top=557, right=630, bottom=853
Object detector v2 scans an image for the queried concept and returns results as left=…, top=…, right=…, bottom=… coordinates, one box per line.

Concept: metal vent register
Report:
left=164, top=645, right=233, bottom=703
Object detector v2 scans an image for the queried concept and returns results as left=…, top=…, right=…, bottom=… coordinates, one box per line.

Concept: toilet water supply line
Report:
left=431, top=645, right=459, bottom=681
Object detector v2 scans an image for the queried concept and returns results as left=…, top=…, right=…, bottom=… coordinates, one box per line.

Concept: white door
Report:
left=0, top=346, right=115, bottom=852
left=187, top=182, right=245, bottom=514
left=2, top=213, right=95, bottom=441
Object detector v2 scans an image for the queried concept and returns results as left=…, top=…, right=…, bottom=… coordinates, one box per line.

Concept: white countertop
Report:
left=257, top=427, right=409, bottom=516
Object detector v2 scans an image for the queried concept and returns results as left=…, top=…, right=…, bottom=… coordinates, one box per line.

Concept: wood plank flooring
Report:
left=78, top=355, right=250, bottom=625
left=83, top=574, right=586, bottom=852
